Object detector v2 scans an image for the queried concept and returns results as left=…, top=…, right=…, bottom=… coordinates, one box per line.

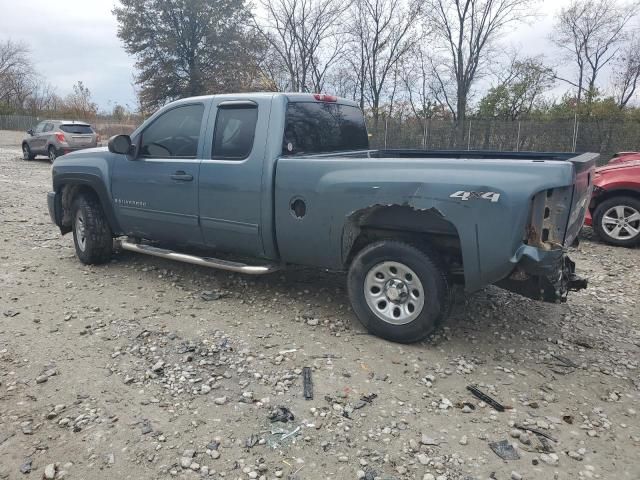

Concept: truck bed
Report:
left=274, top=149, right=597, bottom=293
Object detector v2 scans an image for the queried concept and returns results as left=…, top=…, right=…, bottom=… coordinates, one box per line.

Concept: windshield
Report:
left=283, top=102, right=368, bottom=155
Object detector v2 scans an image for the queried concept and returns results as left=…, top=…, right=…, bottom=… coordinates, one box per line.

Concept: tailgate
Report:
left=564, top=153, right=598, bottom=246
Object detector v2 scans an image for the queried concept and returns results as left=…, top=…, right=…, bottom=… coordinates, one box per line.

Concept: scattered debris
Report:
left=302, top=367, right=313, bottom=400
left=489, top=440, right=520, bottom=460
left=19, top=458, right=32, bottom=474
left=466, top=385, right=507, bottom=412
left=245, top=434, right=259, bottom=449
left=551, top=354, right=578, bottom=368
left=280, top=425, right=300, bottom=440
left=3, top=310, right=19, bottom=317
left=514, top=423, right=558, bottom=443
left=269, top=406, right=294, bottom=423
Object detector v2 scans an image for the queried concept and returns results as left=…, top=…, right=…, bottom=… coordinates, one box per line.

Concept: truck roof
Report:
left=166, top=92, right=360, bottom=108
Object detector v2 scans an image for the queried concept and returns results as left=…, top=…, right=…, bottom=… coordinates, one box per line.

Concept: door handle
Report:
left=170, top=171, right=193, bottom=181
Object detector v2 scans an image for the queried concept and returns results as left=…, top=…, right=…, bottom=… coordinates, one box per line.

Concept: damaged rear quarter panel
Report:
left=274, top=155, right=575, bottom=292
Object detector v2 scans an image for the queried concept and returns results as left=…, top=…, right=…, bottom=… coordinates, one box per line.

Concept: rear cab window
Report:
left=60, top=124, right=94, bottom=134
left=283, top=101, right=369, bottom=155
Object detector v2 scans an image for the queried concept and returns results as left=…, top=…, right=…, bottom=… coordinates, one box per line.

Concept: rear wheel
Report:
left=22, top=143, right=35, bottom=160
left=48, top=146, right=57, bottom=163
left=347, top=241, right=450, bottom=343
left=72, top=194, right=113, bottom=264
left=593, top=196, right=640, bottom=247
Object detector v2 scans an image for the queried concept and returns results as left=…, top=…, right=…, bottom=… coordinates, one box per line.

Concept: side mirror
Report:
left=108, top=134, right=133, bottom=155
left=27, top=129, right=34, bottom=136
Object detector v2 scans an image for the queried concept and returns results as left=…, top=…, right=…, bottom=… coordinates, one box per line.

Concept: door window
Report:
left=34, top=122, right=46, bottom=133
left=140, top=104, right=204, bottom=158
left=212, top=105, right=258, bottom=160
left=43, top=123, right=53, bottom=132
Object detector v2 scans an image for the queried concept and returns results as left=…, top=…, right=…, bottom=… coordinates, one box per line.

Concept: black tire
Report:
left=71, top=194, right=113, bottom=264
left=48, top=145, right=57, bottom=163
left=593, top=196, right=640, bottom=247
left=22, top=143, right=35, bottom=160
left=347, top=241, right=450, bottom=343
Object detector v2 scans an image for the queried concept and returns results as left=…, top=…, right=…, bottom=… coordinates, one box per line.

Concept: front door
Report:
left=198, top=98, right=270, bottom=256
left=111, top=102, right=208, bottom=246
left=33, top=122, right=50, bottom=153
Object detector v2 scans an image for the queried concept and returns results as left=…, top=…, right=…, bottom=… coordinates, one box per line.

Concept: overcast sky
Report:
left=0, top=0, right=578, bottom=111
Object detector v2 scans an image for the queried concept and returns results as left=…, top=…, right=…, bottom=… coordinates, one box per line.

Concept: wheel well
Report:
left=343, top=205, right=464, bottom=282
left=59, top=184, right=100, bottom=229
left=591, top=189, right=640, bottom=211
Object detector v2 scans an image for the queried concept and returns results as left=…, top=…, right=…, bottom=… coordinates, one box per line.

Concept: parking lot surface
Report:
left=0, top=146, right=638, bottom=480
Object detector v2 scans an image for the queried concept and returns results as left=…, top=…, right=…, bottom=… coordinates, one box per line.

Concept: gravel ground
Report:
left=0, top=131, right=25, bottom=148
left=0, top=147, right=638, bottom=480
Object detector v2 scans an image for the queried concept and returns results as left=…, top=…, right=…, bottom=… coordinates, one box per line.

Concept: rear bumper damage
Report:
left=496, top=246, right=587, bottom=302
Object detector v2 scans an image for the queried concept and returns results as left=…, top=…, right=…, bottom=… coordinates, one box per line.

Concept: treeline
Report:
left=0, top=40, right=131, bottom=122
left=2, top=0, right=640, bottom=134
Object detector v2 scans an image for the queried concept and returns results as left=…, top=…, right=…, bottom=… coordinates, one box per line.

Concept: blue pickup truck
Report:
left=47, top=93, right=595, bottom=343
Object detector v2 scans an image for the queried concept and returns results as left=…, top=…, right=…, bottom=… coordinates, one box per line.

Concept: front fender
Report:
left=51, top=152, right=122, bottom=235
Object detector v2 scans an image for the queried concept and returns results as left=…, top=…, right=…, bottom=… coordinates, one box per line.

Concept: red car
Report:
left=585, top=157, right=640, bottom=247
left=608, top=151, right=640, bottom=165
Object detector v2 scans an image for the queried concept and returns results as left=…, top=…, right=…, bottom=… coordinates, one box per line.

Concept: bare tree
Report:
left=401, top=46, right=440, bottom=121
left=0, top=40, right=34, bottom=111
left=24, top=80, right=57, bottom=115
left=64, top=81, right=98, bottom=120
left=426, top=0, right=537, bottom=142
left=612, top=36, right=640, bottom=108
left=349, top=0, right=421, bottom=128
left=255, top=0, right=347, bottom=93
left=552, top=0, right=637, bottom=106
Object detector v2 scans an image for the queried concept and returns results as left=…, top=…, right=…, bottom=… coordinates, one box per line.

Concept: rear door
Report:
left=111, top=102, right=208, bottom=246
left=198, top=98, right=270, bottom=256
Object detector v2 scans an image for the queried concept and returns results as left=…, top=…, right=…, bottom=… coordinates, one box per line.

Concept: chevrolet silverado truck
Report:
left=47, top=93, right=595, bottom=343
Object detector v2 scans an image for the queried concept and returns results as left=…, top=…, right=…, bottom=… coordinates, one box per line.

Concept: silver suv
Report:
left=22, top=120, right=98, bottom=162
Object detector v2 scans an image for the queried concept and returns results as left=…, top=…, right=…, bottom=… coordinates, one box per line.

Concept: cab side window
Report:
left=140, top=104, right=204, bottom=158
left=212, top=105, right=258, bottom=160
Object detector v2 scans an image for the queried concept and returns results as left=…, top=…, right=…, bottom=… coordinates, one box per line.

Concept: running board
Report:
left=115, top=239, right=279, bottom=275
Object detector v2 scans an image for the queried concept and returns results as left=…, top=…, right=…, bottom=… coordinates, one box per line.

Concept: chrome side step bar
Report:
left=115, top=239, right=279, bottom=275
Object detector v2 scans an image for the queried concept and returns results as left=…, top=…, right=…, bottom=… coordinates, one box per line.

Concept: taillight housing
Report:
left=313, top=93, right=337, bottom=102
left=55, top=132, right=66, bottom=143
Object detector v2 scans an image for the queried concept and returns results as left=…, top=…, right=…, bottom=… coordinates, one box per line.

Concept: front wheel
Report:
left=22, top=143, right=35, bottom=160
left=347, top=241, right=450, bottom=343
left=72, top=194, right=113, bottom=264
left=593, top=196, right=640, bottom=247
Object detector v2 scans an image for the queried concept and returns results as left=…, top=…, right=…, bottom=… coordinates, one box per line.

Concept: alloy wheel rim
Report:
left=23, top=145, right=29, bottom=159
left=364, top=261, right=425, bottom=325
left=49, top=149, right=56, bottom=162
left=75, top=210, right=87, bottom=251
left=601, top=205, right=640, bottom=240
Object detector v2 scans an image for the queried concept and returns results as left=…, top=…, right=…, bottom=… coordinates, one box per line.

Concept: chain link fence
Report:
left=3, top=113, right=640, bottom=164
left=368, top=117, right=640, bottom=164
left=0, top=114, right=140, bottom=139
